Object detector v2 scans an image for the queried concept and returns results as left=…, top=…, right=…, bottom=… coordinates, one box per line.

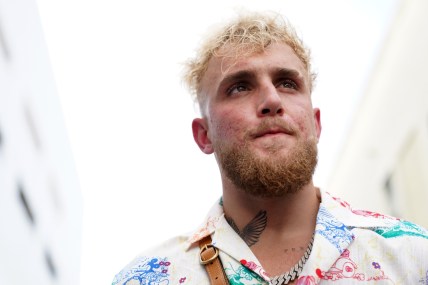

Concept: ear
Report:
left=313, top=108, right=322, bottom=141
left=192, top=118, right=214, bottom=154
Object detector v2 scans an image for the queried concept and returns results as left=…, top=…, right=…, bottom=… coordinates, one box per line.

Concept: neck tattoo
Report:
left=225, top=210, right=267, bottom=247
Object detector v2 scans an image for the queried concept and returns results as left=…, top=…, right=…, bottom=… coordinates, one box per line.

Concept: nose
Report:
left=257, top=84, right=284, bottom=117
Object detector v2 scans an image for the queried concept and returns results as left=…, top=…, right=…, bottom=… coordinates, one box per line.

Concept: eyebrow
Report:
left=275, top=68, right=303, bottom=80
left=219, top=70, right=257, bottom=89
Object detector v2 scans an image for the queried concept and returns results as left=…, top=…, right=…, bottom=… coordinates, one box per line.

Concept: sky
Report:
left=35, top=1, right=399, bottom=284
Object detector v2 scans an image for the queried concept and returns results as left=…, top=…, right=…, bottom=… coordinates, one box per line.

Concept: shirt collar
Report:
left=185, top=198, right=224, bottom=250
left=321, top=191, right=400, bottom=228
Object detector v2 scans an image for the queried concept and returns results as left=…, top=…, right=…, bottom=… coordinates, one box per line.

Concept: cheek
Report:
left=209, top=110, right=244, bottom=143
left=294, top=109, right=316, bottom=136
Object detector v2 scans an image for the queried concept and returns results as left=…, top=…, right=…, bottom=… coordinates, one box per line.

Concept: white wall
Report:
left=0, top=0, right=82, bottom=284
left=328, top=0, right=428, bottom=228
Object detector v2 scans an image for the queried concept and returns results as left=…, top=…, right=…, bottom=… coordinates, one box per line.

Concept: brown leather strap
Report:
left=199, top=235, right=229, bottom=285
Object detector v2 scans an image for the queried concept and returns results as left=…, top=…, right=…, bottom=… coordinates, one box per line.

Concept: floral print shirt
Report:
left=112, top=191, right=428, bottom=284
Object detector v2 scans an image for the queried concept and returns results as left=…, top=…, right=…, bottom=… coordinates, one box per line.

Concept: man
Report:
left=113, top=12, right=428, bottom=285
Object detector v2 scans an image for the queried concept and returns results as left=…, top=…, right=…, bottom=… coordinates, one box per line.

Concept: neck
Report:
left=221, top=176, right=321, bottom=276
left=222, top=177, right=321, bottom=237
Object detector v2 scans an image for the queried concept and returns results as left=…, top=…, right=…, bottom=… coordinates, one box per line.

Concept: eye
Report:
left=227, top=83, right=251, bottom=96
left=278, top=79, right=298, bottom=90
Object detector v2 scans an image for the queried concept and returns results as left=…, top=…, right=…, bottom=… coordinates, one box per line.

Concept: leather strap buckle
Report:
left=199, top=244, right=220, bottom=265
left=199, top=235, right=229, bottom=284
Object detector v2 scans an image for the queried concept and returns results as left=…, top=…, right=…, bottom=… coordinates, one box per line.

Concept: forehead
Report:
left=200, top=43, right=308, bottom=96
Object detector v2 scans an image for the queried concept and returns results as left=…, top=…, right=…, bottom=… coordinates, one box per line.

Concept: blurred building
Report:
left=0, top=0, right=82, bottom=284
left=328, top=0, right=428, bottom=228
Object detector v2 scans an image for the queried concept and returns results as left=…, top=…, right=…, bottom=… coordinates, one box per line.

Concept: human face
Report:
left=192, top=43, right=321, bottom=194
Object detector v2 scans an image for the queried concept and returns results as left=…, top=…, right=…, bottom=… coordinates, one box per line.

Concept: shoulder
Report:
left=349, top=221, right=428, bottom=282
left=112, top=235, right=206, bottom=285
left=319, top=192, right=428, bottom=282
left=321, top=191, right=428, bottom=254
left=112, top=199, right=225, bottom=285
left=323, top=191, right=427, bottom=233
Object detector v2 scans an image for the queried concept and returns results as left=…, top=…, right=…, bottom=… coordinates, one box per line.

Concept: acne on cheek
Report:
left=210, top=117, right=245, bottom=145
left=210, top=109, right=240, bottom=131
left=293, top=115, right=315, bottom=136
left=215, top=122, right=238, bottom=137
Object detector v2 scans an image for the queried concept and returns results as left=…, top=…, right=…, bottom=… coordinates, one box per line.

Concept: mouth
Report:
left=254, top=127, right=294, bottom=138
left=249, top=119, right=296, bottom=141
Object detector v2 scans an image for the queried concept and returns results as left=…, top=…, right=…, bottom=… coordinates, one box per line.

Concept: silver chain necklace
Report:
left=269, top=234, right=314, bottom=285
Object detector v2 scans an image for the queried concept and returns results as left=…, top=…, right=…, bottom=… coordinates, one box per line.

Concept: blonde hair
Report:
left=183, top=11, right=316, bottom=106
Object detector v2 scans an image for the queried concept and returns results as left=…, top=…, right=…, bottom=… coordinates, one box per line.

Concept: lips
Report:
left=249, top=118, right=296, bottom=140
left=253, top=126, right=294, bottom=138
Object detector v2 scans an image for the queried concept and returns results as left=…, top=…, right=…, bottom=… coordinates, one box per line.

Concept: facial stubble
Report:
left=216, top=136, right=318, bottom=198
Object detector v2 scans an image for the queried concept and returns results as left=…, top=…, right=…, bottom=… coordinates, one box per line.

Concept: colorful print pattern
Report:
left=112, top=257, right=171, bottom=285
left=331, top=196, right=399, bottom=220
left=375, top=220, right=428, bottom=239
left=314, top=249, right=394, bottom=282
left=316, top=206, right=354, bottom=253
left=316, top=249, right=365, bottom=281
left=187, top=216, right=220, bottom=244
left=224, top=262, right=265, bottom=285
left=296, top=275, right=316, bottom=285
left=239, top=259, right=269, bottom=280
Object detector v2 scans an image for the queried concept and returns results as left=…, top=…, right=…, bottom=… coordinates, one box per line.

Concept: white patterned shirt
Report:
left=112, top=191, right=428, bottom=284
